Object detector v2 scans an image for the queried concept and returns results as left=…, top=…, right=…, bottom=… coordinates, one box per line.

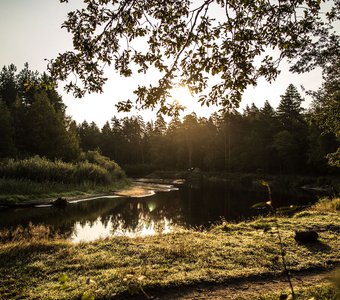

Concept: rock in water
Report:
left=52, top=197, right=68, bottom=207
left=294, top=230, right=319, bottom=243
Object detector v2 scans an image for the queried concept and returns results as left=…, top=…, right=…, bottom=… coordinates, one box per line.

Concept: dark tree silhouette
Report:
left=0, top=65, right=80, bottom=161
left=50, top=0, right=340, bottom=115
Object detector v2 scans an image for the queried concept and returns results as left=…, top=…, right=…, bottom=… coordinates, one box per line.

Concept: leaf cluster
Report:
left=50, top=0, right=339, bottom=115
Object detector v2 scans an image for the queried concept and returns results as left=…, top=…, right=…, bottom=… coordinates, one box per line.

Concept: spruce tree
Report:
left=277, top=84, right=304, bottom=130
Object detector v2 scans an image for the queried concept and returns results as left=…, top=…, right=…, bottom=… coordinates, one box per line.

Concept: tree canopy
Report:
left=309, top=60, right=340, bottom=167
left=0, top=64, right=80, bottom=161
left=50, top=0, right=340, bottom=115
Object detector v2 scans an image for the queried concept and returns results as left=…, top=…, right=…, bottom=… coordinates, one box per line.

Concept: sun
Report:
left=169, top=86, right=192, bottom=104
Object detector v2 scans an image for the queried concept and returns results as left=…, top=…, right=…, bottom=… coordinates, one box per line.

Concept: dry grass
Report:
left=312, top=197, right=340, bottom=212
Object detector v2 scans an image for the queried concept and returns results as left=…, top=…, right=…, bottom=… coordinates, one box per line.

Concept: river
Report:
left=0, top=180, right=318, bottom=242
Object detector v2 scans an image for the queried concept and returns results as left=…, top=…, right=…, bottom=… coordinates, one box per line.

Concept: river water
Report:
left=0, top=180, right=317, bottom=242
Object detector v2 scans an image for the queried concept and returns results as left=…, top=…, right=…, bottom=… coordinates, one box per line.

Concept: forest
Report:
left=0, top=64, right=338, bottom=177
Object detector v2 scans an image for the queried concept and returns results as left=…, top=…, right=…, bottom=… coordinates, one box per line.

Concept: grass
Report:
left=312, top=197, right=340, bottom=212
left=0, top=198, right=339, bottom=299
left=255, top=283, right=338, bottom=300
left=0, top=154, right=125, bottom=185
left=0, top=178, right=128, bottom=204
left=0, top=153, right=128, bottom=205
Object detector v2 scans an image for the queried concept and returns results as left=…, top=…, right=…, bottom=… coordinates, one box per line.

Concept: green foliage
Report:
left=0, top=155, right=125, bottom=186
left=50, top=1, right=339, bottom=114
left=0, top=64, right=80, bottom=161
left=309, top=60, right=340, bottom=167
left=82, top=150, right=125, bottom=180
left=277, top=84, right=305, bottom=130
left=74, top=85, right=338, bottom=174
left=19, top=91, right=80, bottom=161
left=272, top=85, right=309, bottom=172
left=0, top=99, right=15, bottom=157
left=306, top=123, right=338, bottom=172
left=327, top=149, right=340, bottom=168
left=78, top=121, right=101, bottom=153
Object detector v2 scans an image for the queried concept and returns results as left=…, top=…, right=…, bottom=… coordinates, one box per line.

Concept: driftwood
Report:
left=294, top=230, right=319, bottom=243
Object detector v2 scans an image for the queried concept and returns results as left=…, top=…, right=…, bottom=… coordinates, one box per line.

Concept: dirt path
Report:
left=129, top=269, right=335, bottom=300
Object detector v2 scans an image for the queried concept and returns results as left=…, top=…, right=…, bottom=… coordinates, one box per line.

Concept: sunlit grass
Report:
left=255, top=284, right=338, bottom=300
left=312, top=197, right=340, bottom=212
left=0, top=199, right=339, bottom=299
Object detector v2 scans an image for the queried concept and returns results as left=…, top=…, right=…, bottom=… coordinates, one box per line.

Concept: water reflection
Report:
left=0, top=182, right=317, bottom=242
left=0, top=189, right=183, bottom=242
left=70, top=214, right=173, bottom=242
left=71, top=213, right=174, bottom=243
left=71, top=218, right=113, bottom=242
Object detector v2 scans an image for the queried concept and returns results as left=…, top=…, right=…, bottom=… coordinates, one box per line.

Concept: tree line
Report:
left=0, top=64, right=338, bottom=175
left=78, top=84, right=338, bottom=175
left=0, top=64, right=80, bottom=161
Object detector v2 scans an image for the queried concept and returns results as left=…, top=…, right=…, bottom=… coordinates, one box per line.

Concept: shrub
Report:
left=81, top=150, right=125, bottom=180
left=0, top=155, right=125, bottom=185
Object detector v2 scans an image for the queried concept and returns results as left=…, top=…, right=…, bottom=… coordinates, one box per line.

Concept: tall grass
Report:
left=312, top=198, right=340, bottom=212
left=0, top=153, right=125, bottom=185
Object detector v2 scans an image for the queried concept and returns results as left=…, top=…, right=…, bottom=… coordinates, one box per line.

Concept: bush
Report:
left=81, top=150, right=125, bottom=180
left=0, top=154, right=125, bottom=185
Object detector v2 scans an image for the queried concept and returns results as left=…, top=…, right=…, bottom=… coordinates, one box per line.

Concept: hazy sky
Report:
left=0, top=0, right=331, bottom=127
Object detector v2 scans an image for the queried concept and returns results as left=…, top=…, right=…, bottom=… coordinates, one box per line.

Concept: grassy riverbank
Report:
left=0, top=199, right=339, bottom=299
left=0, top=178, right=129, bottom=205
left=0, top=153, right=128, bottom=205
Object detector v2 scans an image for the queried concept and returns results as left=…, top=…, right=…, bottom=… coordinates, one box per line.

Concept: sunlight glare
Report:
left=170, top=86, right=193, bottom=104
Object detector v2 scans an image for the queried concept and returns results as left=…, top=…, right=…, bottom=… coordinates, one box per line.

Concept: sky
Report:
left=0, top=0, right=333, bottom=128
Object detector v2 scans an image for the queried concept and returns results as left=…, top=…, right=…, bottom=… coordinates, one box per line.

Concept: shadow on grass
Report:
left=297, top=241, right=332, bottom=253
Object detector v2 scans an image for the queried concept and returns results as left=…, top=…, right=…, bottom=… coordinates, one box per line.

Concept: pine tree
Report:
left=277, top=84, right=304, bottom=130
left=274, top=85, right=308, bottom=172
left=154, top=115, right=167, bottom=136
left=22, top=91, right=80, bottom=160
left=0, top=65, right=17, bottom=107
left=0, top=99, right=15, bottom=157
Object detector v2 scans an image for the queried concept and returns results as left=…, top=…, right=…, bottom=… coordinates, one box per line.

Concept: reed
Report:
left=0, top=154, right=125, bottom=185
